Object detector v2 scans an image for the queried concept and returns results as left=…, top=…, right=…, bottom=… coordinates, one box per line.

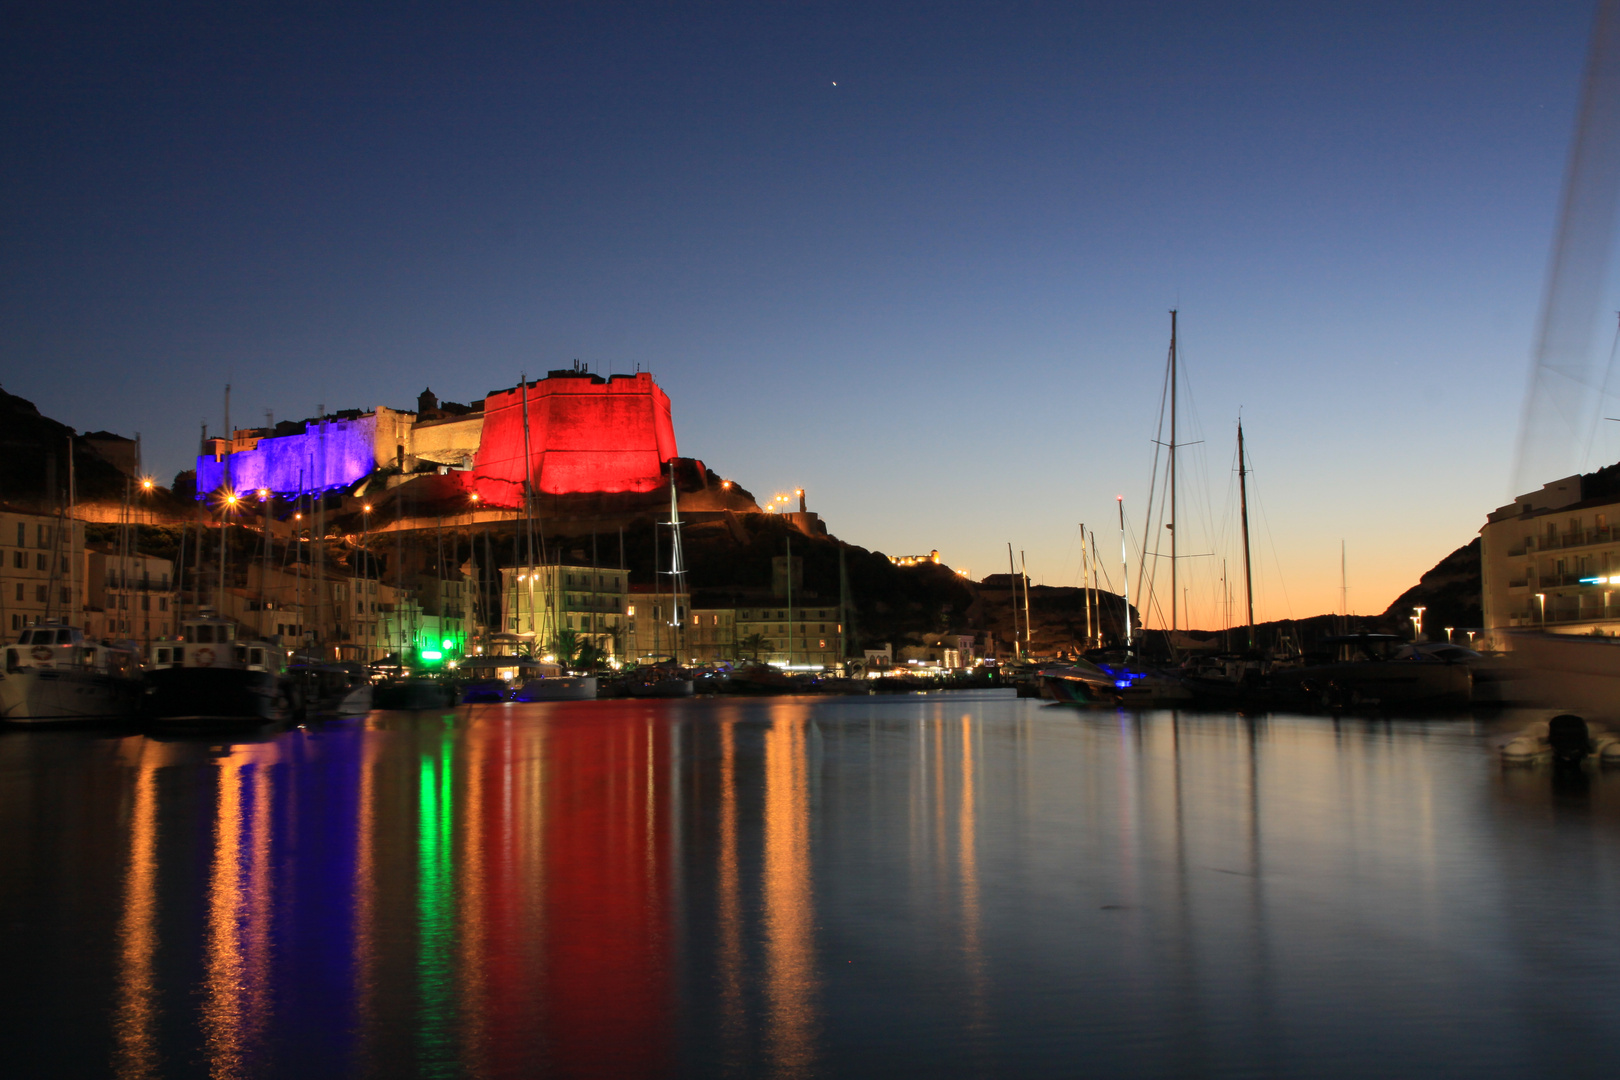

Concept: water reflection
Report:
left=763, top=710, right=818, bottom=1079
left=114, top=741, right=160, bottom=1080
left=4, top=698, right=1620, bottom=1078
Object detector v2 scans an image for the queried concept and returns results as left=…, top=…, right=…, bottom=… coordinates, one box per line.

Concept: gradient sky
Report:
left=1, top=2, right=1604, bottom=626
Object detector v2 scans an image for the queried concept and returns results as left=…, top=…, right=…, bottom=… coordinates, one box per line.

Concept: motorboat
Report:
left=1041, top=655, right=1194, bottom=707
left=0, top=623, right=143, bottom=724
left=511, top=662, right=598, bottom=702
left=289, top=661, right=374, bottom=717
left=1036, top=659, right=1122, bottom=705
left=1268, top=634, right=1472, bottom=711
left=372, top=676, right=457, bottom=710
left=143, top=615, right=292, bottom=729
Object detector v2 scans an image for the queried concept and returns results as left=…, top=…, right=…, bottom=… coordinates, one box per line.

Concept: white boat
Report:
left=0, top=624, right=143, bottom=723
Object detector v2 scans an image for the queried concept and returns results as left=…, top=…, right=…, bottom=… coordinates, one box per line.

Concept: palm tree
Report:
left=737, top=632, right=769, bottom=662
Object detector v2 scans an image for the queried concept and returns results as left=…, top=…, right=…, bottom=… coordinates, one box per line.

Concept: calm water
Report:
left=4, top=691, right=1620, bottom=1079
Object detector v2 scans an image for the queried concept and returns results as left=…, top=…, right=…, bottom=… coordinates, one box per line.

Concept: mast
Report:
left=1020, top=549, right=1032, bottom=657
left=1169, top=310, right=1178, bottom=633
left=786, top=533, right=794, bottom=666
left=315, top=404, right=326, bottom=657
left=653, top=512, right=662, bottom=661
left=67, top=435, right=76, bottom=629
left=838, top=544, right=850, bottom=668
left=1340, top=539, right=1348, bottom=632
left=1081, top=523, right=1091, bottom=651
left=520, top=373, right=536, bottom=641
left=1238, top=421, right=1255, bottom=649
left=1006, top=542, right=1021, bottom=660
left=1118, top=496, right=1132, bottom=650
left=668, top=470, right=687, bottom=663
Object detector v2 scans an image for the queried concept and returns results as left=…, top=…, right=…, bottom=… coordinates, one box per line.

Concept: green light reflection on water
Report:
left=417, top=725, right=455, bottom=1076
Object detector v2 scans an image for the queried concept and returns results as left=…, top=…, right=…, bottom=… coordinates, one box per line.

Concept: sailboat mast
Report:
left=1020, top=550, right=1032, bottom=657
left=1169, top=309, right=1177, bottom=633
left=1081, top=523, right=1091, bottom=650
left=1238, top=421, right=1255, bottom=649
left=1118, top=496, right=1132, bottom=650
left=1006, top=542, right=1021, bottom=660
left=519, top=373, right=536, bottom=641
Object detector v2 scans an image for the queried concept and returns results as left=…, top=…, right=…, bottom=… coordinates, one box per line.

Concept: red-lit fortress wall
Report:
left=468, top=373, right=678, bottom=507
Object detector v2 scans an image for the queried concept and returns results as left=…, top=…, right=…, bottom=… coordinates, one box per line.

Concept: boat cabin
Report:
left=149, top=617, right=285, bottom=674
left=4, top=623, right=139, bottom=677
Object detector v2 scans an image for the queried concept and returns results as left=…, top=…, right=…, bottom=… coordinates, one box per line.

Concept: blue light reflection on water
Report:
left=3, top=693, right=1620, bottom=1078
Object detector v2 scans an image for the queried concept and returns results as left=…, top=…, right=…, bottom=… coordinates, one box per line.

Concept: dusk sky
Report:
left=1, top=2, right=1605, bottom=626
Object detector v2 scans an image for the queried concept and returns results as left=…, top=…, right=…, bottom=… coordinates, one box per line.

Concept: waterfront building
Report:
left=1481, top=471, right=1620, bottom=637
left=733, top=602, right=841, bottom=668
left=84, top=552, right=176, bottom=646
left=0, top=506, right=85, bottom=642
left=503, top=563, right=628, bottom=659
left=626, top=583, right=690, bottom=663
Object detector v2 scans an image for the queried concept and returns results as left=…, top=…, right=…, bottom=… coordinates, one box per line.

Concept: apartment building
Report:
left=1482, top=472, right=1620, bottom=637
left=502, top=563, right=628, bottom=659
left=84, top=551, right=176, bottom=646
left=0, top=506, right=84, bottom=642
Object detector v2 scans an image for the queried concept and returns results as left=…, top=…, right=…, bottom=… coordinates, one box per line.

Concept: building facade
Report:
left=1481, top=473, right=1620, bottom=639
left=1, top=507, right=85, bottom=642
left=84, top=552, right=176, bottom=646
left=502, top=564, right=628, bottom=659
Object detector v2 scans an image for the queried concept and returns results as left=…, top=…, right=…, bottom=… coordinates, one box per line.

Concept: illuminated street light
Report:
left=1535, top=592, right=1546, bottom=627
left=1412, top=605, right=1425, bottom=640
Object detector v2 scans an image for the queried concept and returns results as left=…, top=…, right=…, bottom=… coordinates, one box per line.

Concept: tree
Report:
left=737, top=632, right=768, bottom=662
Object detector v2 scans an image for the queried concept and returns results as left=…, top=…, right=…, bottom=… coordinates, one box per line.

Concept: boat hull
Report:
left=373, top=679, right=458, bottom=710
left=512, top=676, right=598, bottom=702
left=142, top=667, right=289, bottom=728
left=0, top=667, right=143, bottom=723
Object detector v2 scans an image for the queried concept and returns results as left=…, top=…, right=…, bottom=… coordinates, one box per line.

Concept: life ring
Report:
left=30, top=646, right=51, bottom=662
left=195, top=647, right=216, bottom=667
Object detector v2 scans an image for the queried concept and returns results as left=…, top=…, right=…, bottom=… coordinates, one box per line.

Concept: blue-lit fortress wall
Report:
left=197, top=415, right=381, bottom=496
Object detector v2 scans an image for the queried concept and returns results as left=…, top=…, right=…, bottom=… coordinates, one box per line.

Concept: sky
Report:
left=0, top=1, right=1608, bottom=627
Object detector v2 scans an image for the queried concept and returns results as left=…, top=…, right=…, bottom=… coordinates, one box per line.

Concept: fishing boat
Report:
left=143, top=614, right=292, bottom=728
left=0, top=623, right=143, bottom=723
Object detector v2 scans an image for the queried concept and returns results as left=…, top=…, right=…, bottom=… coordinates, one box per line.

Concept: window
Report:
left=15, top=522, right=23, bottom=546
left=118, top=595, right=127, bottom=610
left=11, top=551, right=20, bottom=568
left=13, top=584, right=20, bottom=601
left=159, top=598, right=167, bottom=612
left=10, top=614, right=18, bottom=630
left=35, top=585, right=46, bottom=603
left=36, top=553, right=46, bottom=571
left=60, top=588, right=70, bottom=604
left=37, top=524, right=49, bottom=547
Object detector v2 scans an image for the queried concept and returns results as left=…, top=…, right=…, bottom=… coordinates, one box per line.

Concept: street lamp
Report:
left=1535, top=592, right=1546, bottom=627
left=1412, top=605, right=1425, bottom=640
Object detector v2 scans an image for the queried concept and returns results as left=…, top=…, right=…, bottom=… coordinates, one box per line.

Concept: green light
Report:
left=420, top=649, right=443, bottom=661
left=441, top=639, right=453, bottom=650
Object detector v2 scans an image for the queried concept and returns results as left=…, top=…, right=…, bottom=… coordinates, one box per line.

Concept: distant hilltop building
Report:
left=195, top=367, right=679, bottom=507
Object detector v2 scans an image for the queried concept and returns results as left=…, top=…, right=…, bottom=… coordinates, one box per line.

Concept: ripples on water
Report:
left=4, top=691, right=1620, bottom=1078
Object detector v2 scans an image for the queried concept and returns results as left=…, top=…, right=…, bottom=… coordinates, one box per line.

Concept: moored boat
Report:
left=0, top=624, right=143, bottom=724
left=143, top=615, right=292, bottom=729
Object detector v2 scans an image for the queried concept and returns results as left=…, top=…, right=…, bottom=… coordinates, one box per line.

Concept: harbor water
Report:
left=4, top=690, right=1620, bottom=1078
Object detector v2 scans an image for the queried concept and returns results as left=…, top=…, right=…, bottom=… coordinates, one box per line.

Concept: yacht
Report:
left=0, top=623, right=143, bottom=723
left=143, top=614, right=292, bottom=728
